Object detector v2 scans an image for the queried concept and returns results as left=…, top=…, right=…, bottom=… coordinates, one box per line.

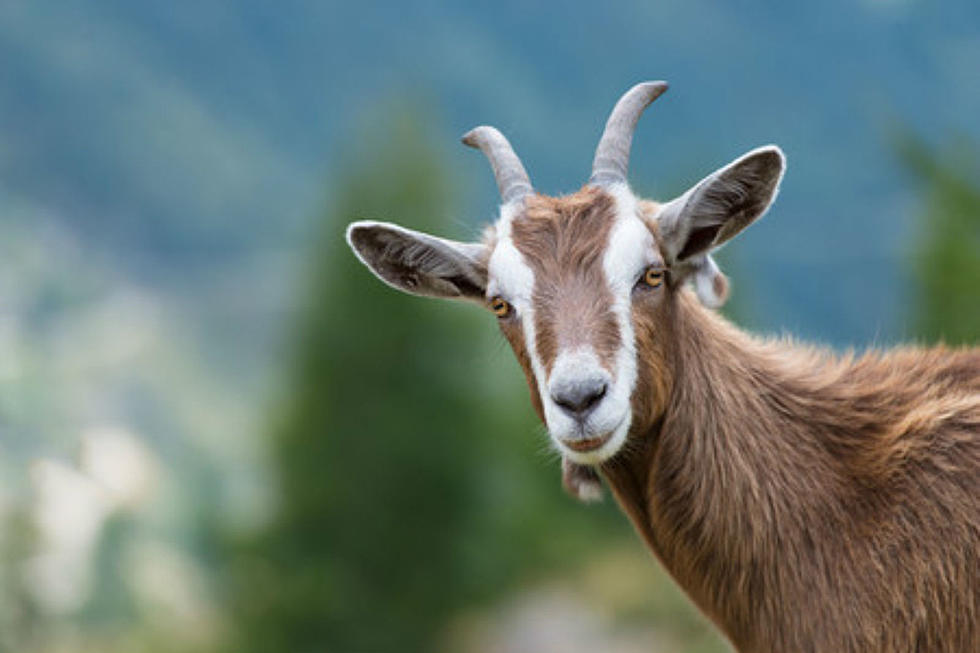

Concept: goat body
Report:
left=603, top=291, right=979, bottom=652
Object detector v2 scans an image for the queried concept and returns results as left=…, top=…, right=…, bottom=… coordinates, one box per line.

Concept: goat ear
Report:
left=346, top=221, right=488, bottom=301
left=690, top=254, right=730, bottom=309
left=657, top=146, right=785, bottom=264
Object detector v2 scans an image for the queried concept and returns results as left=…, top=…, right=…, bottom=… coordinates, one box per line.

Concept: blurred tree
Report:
left=0, top=507, right=40, bottom=653
left=79, top=514, right=139, bottom=630
left=224, top=115, right=489, bottom=653
left=899, top=137, right=980, bottom=344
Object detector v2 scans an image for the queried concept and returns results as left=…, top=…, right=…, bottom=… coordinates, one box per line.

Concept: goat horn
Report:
left=590, top=81, right=669, bottom=186
left=462, top=126, right=533, bottom=204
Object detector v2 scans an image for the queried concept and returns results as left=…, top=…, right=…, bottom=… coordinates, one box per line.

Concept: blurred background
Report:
left=0, top=2, right=978, bottom=652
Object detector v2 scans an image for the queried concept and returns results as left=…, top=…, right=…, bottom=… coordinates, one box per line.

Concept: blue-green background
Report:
left=0, top=2, right=977, bottom=652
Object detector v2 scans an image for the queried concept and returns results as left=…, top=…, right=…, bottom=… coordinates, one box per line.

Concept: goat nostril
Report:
left=583, top=383, right=607, bottom=410
left=551, top=380, right=608, bottom=418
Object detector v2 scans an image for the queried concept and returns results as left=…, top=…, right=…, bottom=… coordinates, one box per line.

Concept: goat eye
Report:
left=489, top=296, right=512, bottom=318
left=641, top=266, right=664, bottom=288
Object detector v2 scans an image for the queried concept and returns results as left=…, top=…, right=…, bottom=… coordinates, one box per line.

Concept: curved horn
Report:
left=462, top=126, right=532, bottom=204
left=590, top=81, right=668, bottom=186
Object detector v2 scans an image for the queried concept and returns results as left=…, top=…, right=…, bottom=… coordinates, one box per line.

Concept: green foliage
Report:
left=227, top=118, right=478, bottom=653
left=900, top=137, right=980, bottom=344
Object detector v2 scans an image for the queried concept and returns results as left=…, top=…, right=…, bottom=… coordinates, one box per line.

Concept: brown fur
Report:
left=498, top=314, right=545, bottom=421
left=500, top=190, right=979, bottom=653
left=603, top=289, right=980, bottom=653
left=511, top=188, right=622, bottom=374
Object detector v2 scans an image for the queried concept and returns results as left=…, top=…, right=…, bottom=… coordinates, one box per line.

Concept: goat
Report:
left=346, top=82, right=980, bottom=652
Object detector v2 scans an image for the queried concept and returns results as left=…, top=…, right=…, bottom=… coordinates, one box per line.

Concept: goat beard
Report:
left=562, top=457, right=603, bottom=502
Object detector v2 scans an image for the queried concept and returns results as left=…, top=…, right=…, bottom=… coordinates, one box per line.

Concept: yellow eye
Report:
left=643, top=267, right=665, bottom=288
left=490, top=296, right=511, bottom=317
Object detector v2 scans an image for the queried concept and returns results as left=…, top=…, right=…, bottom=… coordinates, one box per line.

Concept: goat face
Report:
left=484, top=186, right=647, bottom=463
left=347, top=82, right=785, bottom=465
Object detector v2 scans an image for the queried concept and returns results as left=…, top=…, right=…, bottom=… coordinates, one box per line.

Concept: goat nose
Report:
left=550, top=377, right=608, bottom=418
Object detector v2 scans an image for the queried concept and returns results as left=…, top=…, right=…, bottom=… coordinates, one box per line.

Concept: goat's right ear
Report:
left=346, top=221, right=488, bottom=302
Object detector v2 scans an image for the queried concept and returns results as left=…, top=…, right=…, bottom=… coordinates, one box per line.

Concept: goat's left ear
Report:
left=346, top=221, right=488, bottom=302
left=657, top=146, right=785, bottom=264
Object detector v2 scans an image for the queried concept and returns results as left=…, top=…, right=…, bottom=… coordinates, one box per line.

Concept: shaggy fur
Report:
left=601, top=287, right=979, bottom=653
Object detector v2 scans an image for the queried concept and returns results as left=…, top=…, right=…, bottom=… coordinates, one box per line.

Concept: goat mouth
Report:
left=563, top=435, right=609, bottom=452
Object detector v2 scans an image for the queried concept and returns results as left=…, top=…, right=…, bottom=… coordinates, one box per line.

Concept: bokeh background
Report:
left=0, top=2, right=978, bottom=652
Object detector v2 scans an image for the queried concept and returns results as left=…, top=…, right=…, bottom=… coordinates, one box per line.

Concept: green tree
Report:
left=224, top=117, right=490, bottom=653
left=0, top=507, right=40, bottom=653
left=900, top=138, right=980, bottom=344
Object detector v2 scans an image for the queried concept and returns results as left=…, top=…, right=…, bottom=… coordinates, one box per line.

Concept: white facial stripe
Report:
left=487, top=238, right=534, bottom=304
left=604, top=184, right=658, bottom=291
left=487, top=202, right=552, bottom=423
left=486, top=202, right=530, bottom=299
left=581, top=183, right=655, bottom=462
